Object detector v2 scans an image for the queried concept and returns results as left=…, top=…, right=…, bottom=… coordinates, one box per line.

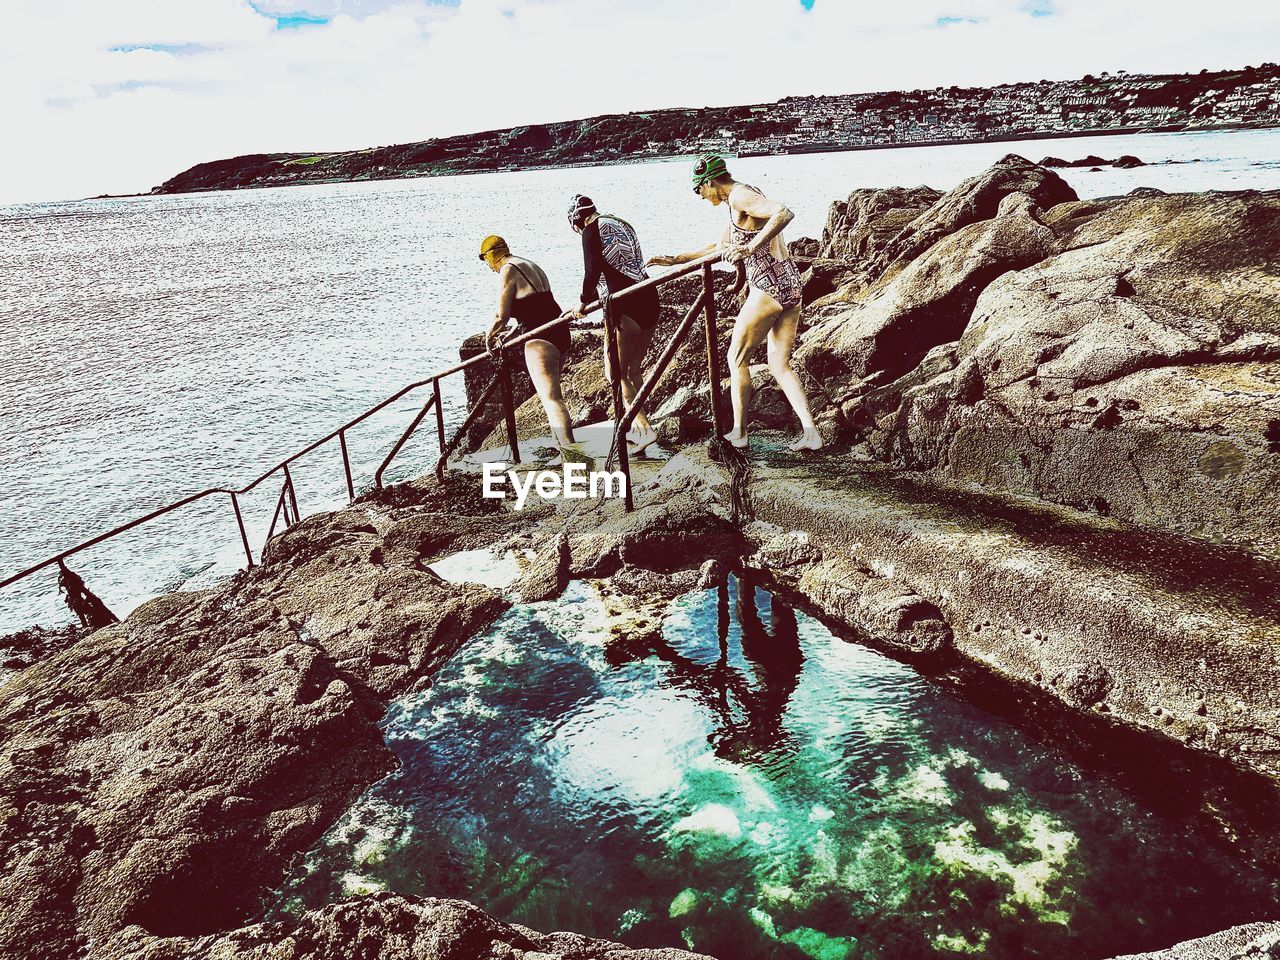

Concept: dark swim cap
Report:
left=567, top=194, right=596, bottom=229
left=691, top=154, right=728, bottom=188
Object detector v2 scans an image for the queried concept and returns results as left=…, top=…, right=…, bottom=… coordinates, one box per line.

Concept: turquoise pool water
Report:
left=272, top=576, right=1277, bottom=959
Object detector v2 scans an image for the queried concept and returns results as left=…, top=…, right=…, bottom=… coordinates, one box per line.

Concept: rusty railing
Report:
left=1, top=252, right=739, bottom=625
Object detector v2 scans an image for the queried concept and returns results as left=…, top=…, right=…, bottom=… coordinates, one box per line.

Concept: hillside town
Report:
left=158, top=64, right=1280, bottom=193
left=733, top=65, right=1280, bottom=155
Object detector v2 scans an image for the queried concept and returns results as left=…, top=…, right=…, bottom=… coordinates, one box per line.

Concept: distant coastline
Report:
left=110, top=121, right=1273, bottom=202
left=143, top=63, right=1280, bottom=198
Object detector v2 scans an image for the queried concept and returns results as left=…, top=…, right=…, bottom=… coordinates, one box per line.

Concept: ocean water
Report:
left=2, top=127, right=1279, bottom=632
left=269, top=574, right=1278, bottom=959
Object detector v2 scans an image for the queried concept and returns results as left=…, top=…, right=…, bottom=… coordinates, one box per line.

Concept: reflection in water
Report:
left=605, top=572, right=804, bottom=766
left=268, top=576, right=1278, bottom=960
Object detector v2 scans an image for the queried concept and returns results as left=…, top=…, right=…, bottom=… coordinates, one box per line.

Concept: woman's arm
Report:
left=723, top=186, right=793, bottom=263
left=579, top=219, right=605, bottom=307
left=485, top=266, right=517, bottom=351
left=647, top=239, right=721, bottom=268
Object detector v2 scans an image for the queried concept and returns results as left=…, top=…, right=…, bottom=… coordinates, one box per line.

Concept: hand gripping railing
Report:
left=0, top=250, right=738, bottom=627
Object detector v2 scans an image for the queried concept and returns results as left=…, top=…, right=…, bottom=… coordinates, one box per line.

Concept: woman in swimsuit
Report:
left=479, top=234, right=575, bottom=448
left=561, top=194, right=660, bottom=454
left=647, top=155, right=822, bottom=452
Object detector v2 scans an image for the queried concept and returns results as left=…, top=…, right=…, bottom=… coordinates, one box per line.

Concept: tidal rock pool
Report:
left=270, top=575, right=1277, bottom=959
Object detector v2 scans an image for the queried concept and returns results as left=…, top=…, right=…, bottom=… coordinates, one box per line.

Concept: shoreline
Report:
left=87, top=121, right=1271, bottom=202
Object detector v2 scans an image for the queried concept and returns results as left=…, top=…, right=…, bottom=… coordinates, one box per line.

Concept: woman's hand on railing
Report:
left=484, top=329, right=506, bottom=353
left=646, top=254, right=680, bottom=268
left=721, top=243, right=751, bottom=265
left=559, top=304, right=587, bottom=321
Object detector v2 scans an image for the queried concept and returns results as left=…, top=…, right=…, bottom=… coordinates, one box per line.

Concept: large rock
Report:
left=819, top=185, right=942, bottom=261
left=869, top=190, right=1280, bottom=553
left=99, top=894, right=716, bottom=959
left=797, top=191, right=1059, bottom=419
left=0, top=479, right=515, bottom=959
left=866, top=153, right=1076, bottom=278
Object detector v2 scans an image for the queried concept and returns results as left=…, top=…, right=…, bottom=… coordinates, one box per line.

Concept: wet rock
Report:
left=97, top=894, right=717, bottom=959
left=1113, top=154, right=1146, bottom=168
left=565, top=478, right=743, bottom=579
left=515, top=530, right=570, bottom=603
left=738, top=526, right=952, bottom=659
left=0, top=623, right=87, bottom=671
left=1102, top=920, right=1280, bottom=959
left=795, top=557, right=953, bottom=657
left=1051, top=660, right=1113, bottom=707
left=749, top=530, right=823, bottom=570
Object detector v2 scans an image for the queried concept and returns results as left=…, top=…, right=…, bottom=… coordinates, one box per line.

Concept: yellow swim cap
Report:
left=479, top=235, right=509, bottom=261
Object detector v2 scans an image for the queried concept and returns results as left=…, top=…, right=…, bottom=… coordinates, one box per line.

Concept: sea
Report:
left=2, top=127, right=1278, bottom=633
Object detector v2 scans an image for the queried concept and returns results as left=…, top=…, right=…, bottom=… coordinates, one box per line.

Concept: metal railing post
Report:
left=375, top=391, right=439, bottom=489
left=603, top=300, right=634, bottom=511
left=338, top=429, right=355, bottom=502
left=499, top=353, right=521, bottom=465
left=702, top=263, right=726, bottom=437
left=433, top=377, right=446, bottom=454
left=230, top=492, right=254, bottom=569
left=282, top=463, right=300, bottom=527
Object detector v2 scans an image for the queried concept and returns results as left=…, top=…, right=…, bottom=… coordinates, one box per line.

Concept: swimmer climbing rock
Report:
left=648, top=155, right=822, bottom=452
left=479, top=234, right=577, bottom=451
left=562, top=194, right=660, bottom=455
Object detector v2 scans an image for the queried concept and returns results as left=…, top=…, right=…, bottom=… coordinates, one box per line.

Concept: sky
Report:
left=2, top=0, right=1278, bottom=203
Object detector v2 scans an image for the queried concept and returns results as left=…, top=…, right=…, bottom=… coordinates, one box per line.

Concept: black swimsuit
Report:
left=510, top=263, right=571, bottom=357
left=580, top=216, right=662, bottom=330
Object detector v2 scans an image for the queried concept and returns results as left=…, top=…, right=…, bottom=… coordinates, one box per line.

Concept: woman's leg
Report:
left=524, top=340, right=575, bottom=445
left=724, top=288, right=782, bottom=447
left=616, top=313, right=657, bottom=446
left=766, top=306, right=822, bottom=450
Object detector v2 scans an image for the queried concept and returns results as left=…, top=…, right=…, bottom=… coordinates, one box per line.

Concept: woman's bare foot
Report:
left=724, top=429, right=749, bottom=449
left=627, top=426, right=659, bottom=456
left=788, top=430, right=823, bottom=452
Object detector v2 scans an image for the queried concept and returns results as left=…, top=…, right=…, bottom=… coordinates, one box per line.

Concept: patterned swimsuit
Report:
left=730, top=187, right=804, bottom=310
left=581, top=215, right=662, bottom=330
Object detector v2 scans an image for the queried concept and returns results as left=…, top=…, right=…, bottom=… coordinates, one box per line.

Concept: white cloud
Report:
left=1, top=0, right=1277, bottom=203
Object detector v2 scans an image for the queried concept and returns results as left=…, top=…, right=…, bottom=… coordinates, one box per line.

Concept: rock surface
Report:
left=669, top=445, right=1280, bottom=787
left=0, top=478, right=519, bottom=959
left=99, top=894, right=716, bottom=960
left=1104, top=921, right=1280, bottom=960
left=802, top=155, right=1280, bottom=554
left=860, top=190, right=1280, bottom=552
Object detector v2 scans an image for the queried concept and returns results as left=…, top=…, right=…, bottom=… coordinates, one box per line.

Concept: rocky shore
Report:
left=3, top=157, right=1279, bottom=959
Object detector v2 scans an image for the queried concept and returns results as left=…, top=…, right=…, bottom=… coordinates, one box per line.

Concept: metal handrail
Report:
left=0, top=251, right=730, bottom=599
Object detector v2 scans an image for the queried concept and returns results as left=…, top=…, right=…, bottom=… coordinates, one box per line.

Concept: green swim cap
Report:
left=691, top=153, right=728, bottom=188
